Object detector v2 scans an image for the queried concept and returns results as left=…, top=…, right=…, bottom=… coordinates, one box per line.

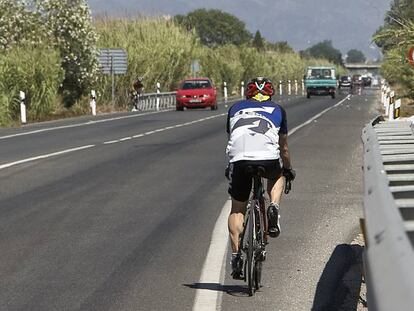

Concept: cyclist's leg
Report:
left=267, top=174, right=284, bottom=205
left=266, top=177, right=283, bottom=237
left=227, top=161, right=252, bottom=253
left=228, top=198, right=248, bottom=253
left=262, top=160, right=283, bottom=237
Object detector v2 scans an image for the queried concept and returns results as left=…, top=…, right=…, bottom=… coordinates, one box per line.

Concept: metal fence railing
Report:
left=362, top=115, right=414, bottom=311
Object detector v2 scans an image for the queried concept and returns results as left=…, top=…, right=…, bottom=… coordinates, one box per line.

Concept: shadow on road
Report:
left=183, top=283, right=250, bottom=297
left=312, top=244, right=364, bottom=311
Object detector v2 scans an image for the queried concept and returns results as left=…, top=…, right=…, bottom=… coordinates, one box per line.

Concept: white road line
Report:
left=119, top=137, right=132, bottom=141
left=0, top=110, right=170, bottom=140
left=132, top=134, right=145, bottom=138
left=0, top=145, right=95, bottom=170
left=193, top=200, right=231, bottom=311
left=193, top=95, right=351, bottom=311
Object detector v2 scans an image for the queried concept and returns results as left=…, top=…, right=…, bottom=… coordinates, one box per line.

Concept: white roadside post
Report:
left=302, top=79, right=305, bottom=95
left=381, top=85, right=386, bottom=105
left=288, top=80, right=292, bottom=96
left=384, top=88, right=391, bottom=116
left=295, top=80, right=298, bottom=95
left=19, top=91, right=27, bottom=124
left=389, top=91, right=395, bottom=120
left=279, top=80, right=283, bottom=96
left=156, top=82, right=161, bottom=111
left=395, top=99, right=402, bottom=119
left=223, top=82, right=228, bottom=102
left=240, top=81, right=245, bottom=98
left=384, top=93, right=390, bottom=116
left=90, top=90, right=97, bottom=116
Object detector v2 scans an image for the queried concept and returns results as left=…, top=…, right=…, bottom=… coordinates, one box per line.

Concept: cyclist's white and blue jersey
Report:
left=226, top=99, right=287, bottom=163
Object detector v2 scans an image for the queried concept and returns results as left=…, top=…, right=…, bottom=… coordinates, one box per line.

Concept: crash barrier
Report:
left=362, top=116, right=414, bottom=311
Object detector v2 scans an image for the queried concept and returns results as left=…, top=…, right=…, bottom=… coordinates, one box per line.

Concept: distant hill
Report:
left=87, top=0, right=391, bottom=60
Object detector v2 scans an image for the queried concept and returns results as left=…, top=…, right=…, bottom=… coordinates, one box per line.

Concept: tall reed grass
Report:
left=95, top=17, right=343, bottom=101
left=0, top=45, right=63, bottom=126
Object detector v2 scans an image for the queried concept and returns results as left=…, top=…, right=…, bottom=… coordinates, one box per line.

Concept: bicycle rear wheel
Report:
left=254, top=207, right=264, bottom=290
left=246, top=202, right=256, bottom=296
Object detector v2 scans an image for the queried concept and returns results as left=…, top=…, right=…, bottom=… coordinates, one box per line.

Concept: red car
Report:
left=176, top=78, right=218, bottom=111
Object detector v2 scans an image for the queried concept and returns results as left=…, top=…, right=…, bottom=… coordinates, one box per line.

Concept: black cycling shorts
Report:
left=228, top=159, right=282, bottom=202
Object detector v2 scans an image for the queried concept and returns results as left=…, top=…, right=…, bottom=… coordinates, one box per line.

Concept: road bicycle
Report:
left=238, top=166, right=294, bottom=296
left=239, top=165, right=268, bottom=296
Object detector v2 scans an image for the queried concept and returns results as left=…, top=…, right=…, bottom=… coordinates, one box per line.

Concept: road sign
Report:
left=98, top=48, right=128, bottom=104
left=191, top=60, right=200, bottom=77
left=98, top=48, right=128, bottom=75
left=408, top=47, right=414, bottom=67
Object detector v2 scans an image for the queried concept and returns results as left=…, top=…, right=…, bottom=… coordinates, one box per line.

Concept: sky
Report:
left=87, top=0, right=393, bottom=60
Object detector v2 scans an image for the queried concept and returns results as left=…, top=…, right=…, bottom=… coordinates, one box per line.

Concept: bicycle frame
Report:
left=240, top=170, right=267, bottom=296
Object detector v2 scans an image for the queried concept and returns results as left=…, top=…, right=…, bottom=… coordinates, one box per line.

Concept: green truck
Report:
left=304, top=66, right=337, bottom=99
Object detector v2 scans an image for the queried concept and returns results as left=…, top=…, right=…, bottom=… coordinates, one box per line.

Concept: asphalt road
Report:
left=0, top=89, right=378, bottom=310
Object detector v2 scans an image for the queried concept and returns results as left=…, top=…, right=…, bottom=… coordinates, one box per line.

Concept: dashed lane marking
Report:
left=0, top=145, right=95, bottom=170
left=0, top=114, right=227, bottom=170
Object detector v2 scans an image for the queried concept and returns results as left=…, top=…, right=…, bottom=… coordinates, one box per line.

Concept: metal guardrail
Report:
left=136, top=92, right=241, bottom=112
left=362, top=115, right=414, bottom=311
left=138, top=91, right=177, bottom=111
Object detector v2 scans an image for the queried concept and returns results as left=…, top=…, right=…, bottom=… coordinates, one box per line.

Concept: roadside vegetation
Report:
left=0, top=1, right=342, bottom=126
left=373, top=0, right=414, bottom=108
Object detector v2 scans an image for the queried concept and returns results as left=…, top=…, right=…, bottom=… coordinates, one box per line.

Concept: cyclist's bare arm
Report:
left=279, top=134, right=291, bottom=169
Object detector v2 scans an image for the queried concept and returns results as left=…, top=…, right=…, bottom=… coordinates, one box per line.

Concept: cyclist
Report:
left=131, top=77, right=144, bottom=111
left=225, top=77, right=295, bottom=278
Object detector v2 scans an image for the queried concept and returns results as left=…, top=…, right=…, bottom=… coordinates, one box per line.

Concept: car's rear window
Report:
left=307, top=69, right=333, bottom=79
left=181, top=80, right=212, bottom=89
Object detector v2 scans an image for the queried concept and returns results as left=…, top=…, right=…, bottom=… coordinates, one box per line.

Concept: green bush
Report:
left=374, top=21, right=414, bottom=98
left=39, top=0, right=99, bottom=107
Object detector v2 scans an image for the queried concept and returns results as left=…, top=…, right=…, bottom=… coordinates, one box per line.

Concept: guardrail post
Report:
left=19, top=91, right=27, bottom=124
left=90, top=90, right=97, bottom=116
left=279, top=81, right=283, bottom=96
left=223, top=82, right=228, bottom=102
left=156, top=82, right=161, bottom=111
left=288, top=80, right=292, bottom=96
left=294, top=80, right=298, bottom=95
left=240, top=81, right=245, bottom=98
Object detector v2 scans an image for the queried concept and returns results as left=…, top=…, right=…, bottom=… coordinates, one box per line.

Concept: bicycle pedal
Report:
left=259, top=250, right=267, bottom=261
